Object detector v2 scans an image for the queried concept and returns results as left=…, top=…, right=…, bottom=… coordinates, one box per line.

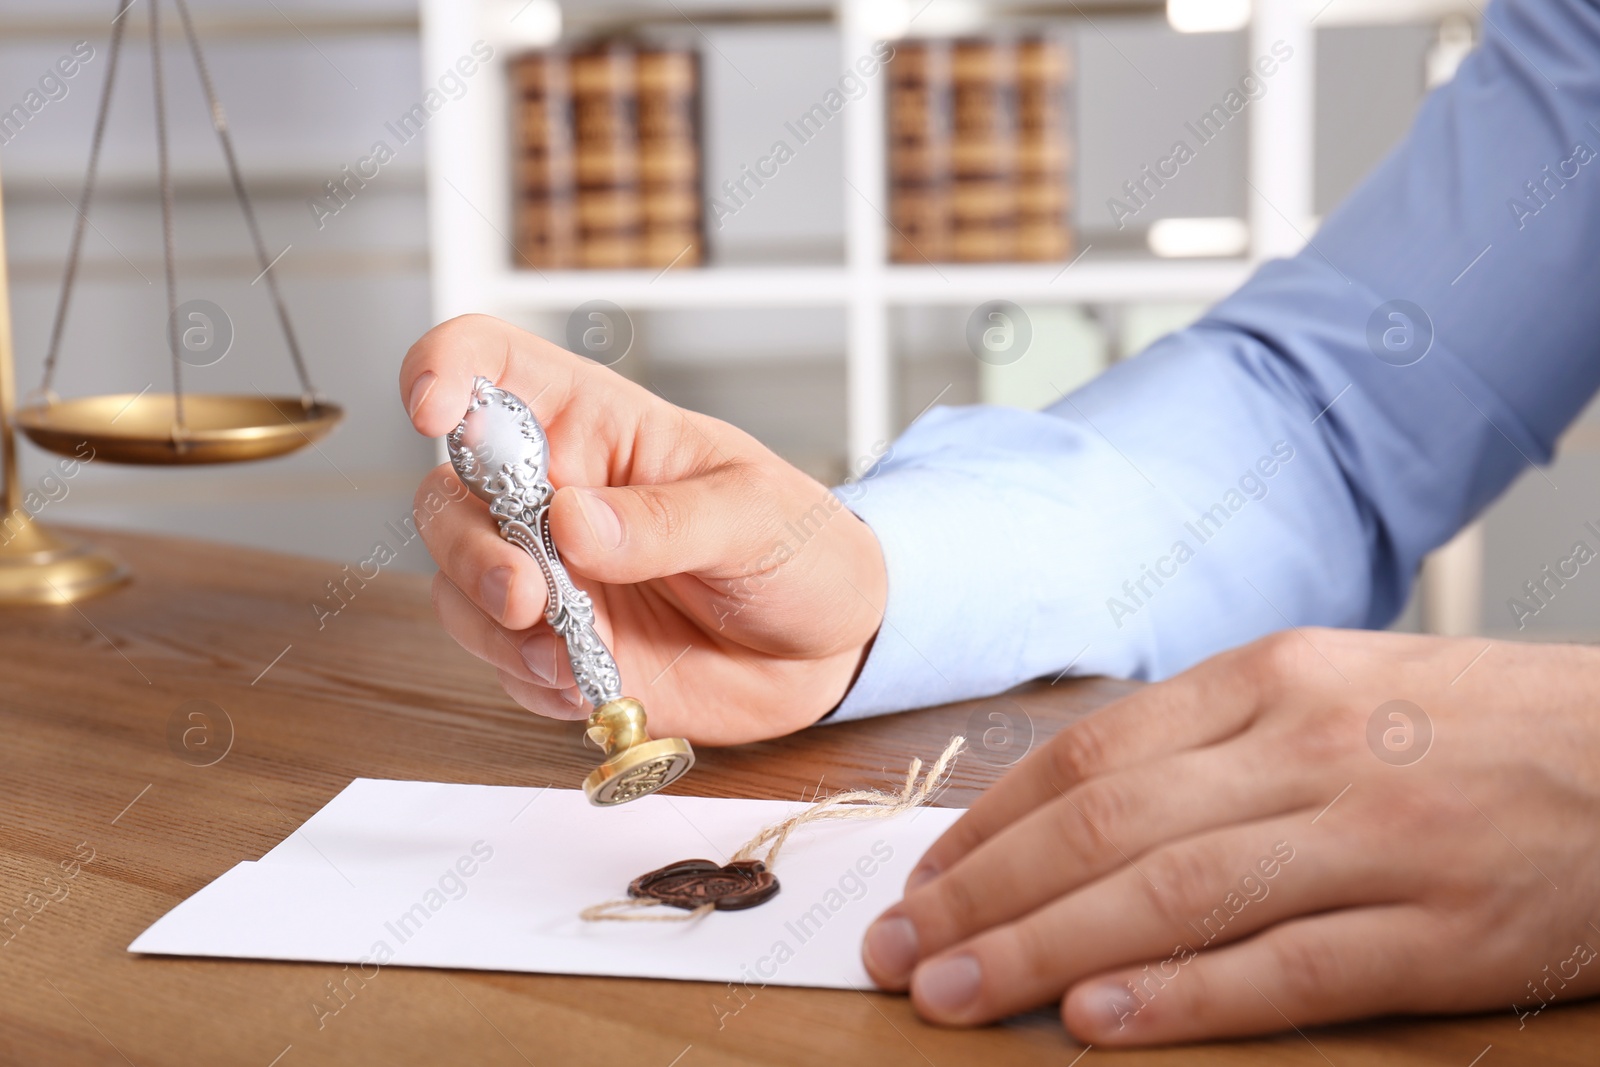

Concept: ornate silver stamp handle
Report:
left=444, top=375, right=695, bottom=805
left=446, top=376, right=621, bottom=709
left=502, top=514, right=622, bottom=708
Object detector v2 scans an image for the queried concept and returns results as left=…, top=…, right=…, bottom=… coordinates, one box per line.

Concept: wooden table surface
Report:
left=0, top=527, right=1594, bottom=1066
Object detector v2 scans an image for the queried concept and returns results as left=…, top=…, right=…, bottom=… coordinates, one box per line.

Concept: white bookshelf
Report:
left=420, top=0, right=1502, bottom=637
left=420, top=0, right=1315, bottom=461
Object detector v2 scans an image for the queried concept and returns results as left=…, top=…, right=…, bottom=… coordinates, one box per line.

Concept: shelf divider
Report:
left=1249, top=0, right=1315, bottom=260
left=842, top=1, right=894, bottom=462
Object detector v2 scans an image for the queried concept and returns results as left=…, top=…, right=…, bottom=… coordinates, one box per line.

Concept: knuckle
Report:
left=439, top=312, right=496, bottom=339
left=1250, top=630, right=1311, bottom=689
left=1000, top=920, right=1059, bottom=986
left=415, top=470, right=463, bottom=549
left=1375, top=780, right=1460, bottom=840
left=1067, top=781, right=1132, bottom=851
left=1268, top=927, right=1348, bottom=1007
left=431, top=575, right=484, bottom=651
left=1048, top=721, right=1112, bottom=786
left=922, top=869, right=985, bottom=940
left=420, top=314, right=490, bottom=359
left=1139, top=845, right=1226, bottom=936
left=1174, top=964, right=1227, bottom=1024
left=635, top=485, right=687, bottom=544
left=440, top=527, right=487, bottom=589
left=1282, top=703, right=1364, bottom=764
left=1047, top=794, right=1113, bottom=872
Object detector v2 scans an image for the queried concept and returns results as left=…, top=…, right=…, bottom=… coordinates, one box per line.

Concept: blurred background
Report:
left=0, top=0, right=1592, bottom=641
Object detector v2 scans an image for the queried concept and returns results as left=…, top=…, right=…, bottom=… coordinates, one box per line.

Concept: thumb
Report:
left=549, top=466, right=777, bottom=583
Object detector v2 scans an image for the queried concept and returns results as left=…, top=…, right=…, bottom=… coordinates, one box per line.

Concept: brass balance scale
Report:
left=0, top=0, right=342, bottom=604
left=0, top=1, right=692, bottom=805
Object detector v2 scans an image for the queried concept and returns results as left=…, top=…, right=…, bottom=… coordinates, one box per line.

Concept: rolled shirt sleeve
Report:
left=831, top=0, right=1600, bottom=720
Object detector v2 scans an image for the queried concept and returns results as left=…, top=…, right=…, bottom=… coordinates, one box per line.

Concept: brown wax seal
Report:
left=628, top=859, right=780, bottom=911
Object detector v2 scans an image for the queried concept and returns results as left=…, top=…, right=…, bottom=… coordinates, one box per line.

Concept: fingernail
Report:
left=863, top=915, right=919, bottom=980
left=914, top=954, right=982, bottom=1016
left=406, top=371, right=437, bottom=419
left=575, top=488, right=622, bottom=551
left=520, top=634, right=558, bottom=684
left=536, top=687, right=589, bottom=722
left=905, top=865, right=938, bottom=893
left=1079, top=981, right=1142, bottom=1033
left=480, top=566, right=513, bottom=621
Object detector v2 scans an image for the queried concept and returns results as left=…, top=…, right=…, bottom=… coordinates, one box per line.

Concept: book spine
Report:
left=887, top=42, right=954, bottom=264
left=636, top=48, right=704, bottom=269
left=511, top=53, right=578, bottom=269
left=571, top=45, right=643, bottom=269
left=1015, top=36, right=1074, bottom=262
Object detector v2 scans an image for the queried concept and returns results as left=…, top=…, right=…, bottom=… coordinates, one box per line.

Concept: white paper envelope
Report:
left=130, top=778, right=964, bottom=989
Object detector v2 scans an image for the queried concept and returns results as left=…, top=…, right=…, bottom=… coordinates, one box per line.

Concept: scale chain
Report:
left=149, top=0, right=183, bottom=432
left=171, top=0, right=318, bottom=406
left=38, top=0, right=133, bottom=399
left=37, top=0, right=321, bottom=414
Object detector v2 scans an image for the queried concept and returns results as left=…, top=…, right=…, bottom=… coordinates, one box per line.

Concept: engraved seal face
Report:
left=589, top=749, right=694, bottom=806
left=446, top=377, right=550, bottom=509
left=628, top=859, right=780, bottom=911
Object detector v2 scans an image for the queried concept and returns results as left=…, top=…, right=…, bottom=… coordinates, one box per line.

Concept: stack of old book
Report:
left=888, top=37, right=1073, bottom=263
left=511, top=44, right=704, bottom=270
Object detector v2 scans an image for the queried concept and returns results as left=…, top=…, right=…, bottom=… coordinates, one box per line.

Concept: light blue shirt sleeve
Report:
left=832, top=0, right=1600, bottom=720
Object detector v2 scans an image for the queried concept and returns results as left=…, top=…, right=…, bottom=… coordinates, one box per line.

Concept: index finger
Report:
left=400, top=314, right=738, bottom=494
left=911, top=650, right=1266, bottom=888
left=402, top=313, right=666, bottom=441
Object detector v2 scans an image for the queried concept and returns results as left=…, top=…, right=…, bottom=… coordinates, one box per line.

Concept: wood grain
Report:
left=0, top=527, right=1593, bottom=1066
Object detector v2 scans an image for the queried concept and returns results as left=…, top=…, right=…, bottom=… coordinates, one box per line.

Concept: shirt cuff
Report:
left=825, top=418, right=1035, bottom=721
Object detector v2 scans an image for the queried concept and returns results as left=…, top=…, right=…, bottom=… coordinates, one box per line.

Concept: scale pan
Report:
left=16, top=393, right=343, bottom=465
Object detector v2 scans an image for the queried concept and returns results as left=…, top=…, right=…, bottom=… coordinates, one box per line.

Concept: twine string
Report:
left=580, top=897, right=715, bottom=922
left=579, top=735, right=966, bottom=923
